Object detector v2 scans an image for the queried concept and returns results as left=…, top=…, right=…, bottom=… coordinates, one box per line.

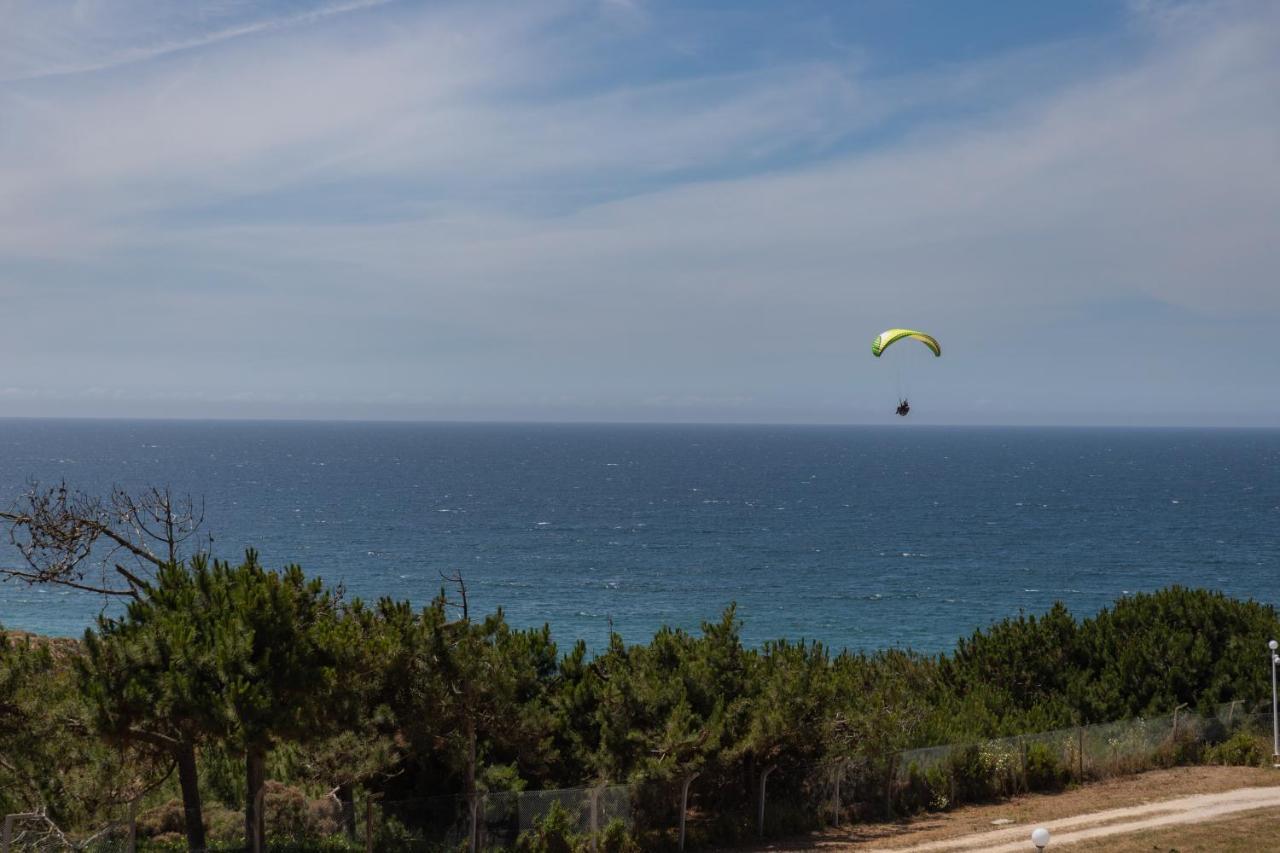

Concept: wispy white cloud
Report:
left=1, top=0, right=1277, bottom=422
left=0, top=0, right=399, bottom=82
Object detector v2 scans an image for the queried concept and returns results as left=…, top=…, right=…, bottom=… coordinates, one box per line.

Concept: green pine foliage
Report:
left=4, top=571, right=1279, bottom=850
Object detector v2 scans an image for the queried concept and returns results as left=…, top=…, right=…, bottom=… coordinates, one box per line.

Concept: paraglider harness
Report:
left=896, top=399, right=910, bottom=417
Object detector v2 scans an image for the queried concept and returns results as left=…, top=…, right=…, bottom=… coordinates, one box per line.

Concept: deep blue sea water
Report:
left=0, top=420, right=1277, bottom=653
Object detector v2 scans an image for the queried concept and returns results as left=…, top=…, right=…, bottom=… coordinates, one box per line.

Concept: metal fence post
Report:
left=472, top=793, right=488, bottom=853
left=468, top=795, right=479, bottom=853
left=2, top=814, right=12, bottom=853
left=364, top=797, right=374, bottom=853
left=678, top=772, right=699, bottom=852
left=757, top=765, right=777, bottom=838
left=831, top=763, right=840, bottom=826
left=1076, top=728, right=1084, bottom=780
left=589, top=786, right=601, bottom=852
left=886, top=753, right=897, bottom=817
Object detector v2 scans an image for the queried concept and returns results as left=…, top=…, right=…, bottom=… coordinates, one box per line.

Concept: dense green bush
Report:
left=370, top=813, right=428, bottom=853
left=944, top=745, right=1001, bottom=805
left=6, top=571, right=1280, bottom=851
left=598, top=818, right=641, bottom=853
left=1023, top=742, right=1069, bottom=792
left=1205, top=731, right=1268, bottom=767
left=514, top=801, right=580, bottom=853
left=896, top=763, right=935, bottom=814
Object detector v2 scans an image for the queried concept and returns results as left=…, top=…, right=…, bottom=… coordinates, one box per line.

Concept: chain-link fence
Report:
left=372, top=784, right=633, bottom=852
left=5, top=702, right=1274, bottom=851
left=891, top=702, right=1268, bottom=792
left=676, top=701, right=1276, bottom=842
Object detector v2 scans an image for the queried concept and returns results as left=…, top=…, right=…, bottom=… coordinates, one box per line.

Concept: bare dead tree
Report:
left=439, top=569, right=469, bottom=621
left=0, top=481, right=208, bottom=600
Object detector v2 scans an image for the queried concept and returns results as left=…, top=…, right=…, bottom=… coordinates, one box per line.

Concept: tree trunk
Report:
left=337, top=783, right=357, bottom=840
left=245, top=747, right=266, bottom=852
left=175, top=740, right=207, bottom=852
left=466, top=719, right=477, bottom=801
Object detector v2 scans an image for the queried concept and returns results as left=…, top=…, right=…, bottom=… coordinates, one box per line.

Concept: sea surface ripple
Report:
left=1, top=420, right=1277, bottom=653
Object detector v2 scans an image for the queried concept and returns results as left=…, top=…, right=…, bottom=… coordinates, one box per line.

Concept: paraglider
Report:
left=871, top=329, right=941, bottom=358
left=872, top=329, right=940, bottom=417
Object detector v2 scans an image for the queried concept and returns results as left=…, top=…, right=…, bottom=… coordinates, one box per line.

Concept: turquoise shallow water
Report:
left=0, top=420, right=1277, bottom=653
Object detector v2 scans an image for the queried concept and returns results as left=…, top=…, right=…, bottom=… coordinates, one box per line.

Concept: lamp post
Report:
left=1270, top=639, right=1279, bottom=766
left=1031, top=826, right=1050, bottom=850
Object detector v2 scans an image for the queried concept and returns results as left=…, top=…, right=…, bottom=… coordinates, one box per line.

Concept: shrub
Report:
left=761, top=798, right=813, bottom=837
left=372, top=813, right=427, bottom=853
left=925, top=765, right=951, bottom=811
left=205, top=805, right=244, bottom=844
left=1023, top=742, right=1069, bottom=792
left=136, top=800, right=186, bottom=838
left=515, top=800, right=580, bottom=853
left=945, top=745, right=999, bottom=805
left=1153, top=727, right=1204, bottom=769
left=262, top=781, right=311, bottom=838
left=599, top=818, right=641, bottom=853
left=895, top=763, right=933, bottom=815
left=1205, top=731, right=1268, bottom=767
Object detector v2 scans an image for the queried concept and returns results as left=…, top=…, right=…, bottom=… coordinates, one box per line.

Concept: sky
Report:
left=1, top=0, right=1277, bottom=426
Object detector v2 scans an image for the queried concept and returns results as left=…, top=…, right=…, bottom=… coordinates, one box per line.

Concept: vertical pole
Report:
left=757, top=765, right=777, bottom=838
left=364, top=798, right=374, bottom=853
left=831, top=764, right=841, bottom=826
left=589, top=787, right=600, bottom=853
left=469, top=795, right=479, bottom=853
left=885, top=754, right=896, bottom=818
left=338, top=785, right=357, bottom=840
left=2, top=814, right=13, bottom=853
left=1020, top=741, right=1029, bottom=793
left=1272, top=646, right=1279, bottom=761
left=678, top=773, right=698, bottom=852
left=127, top=797, right=138, bottom=853
left=1076, top=728, right=1084, bottom=781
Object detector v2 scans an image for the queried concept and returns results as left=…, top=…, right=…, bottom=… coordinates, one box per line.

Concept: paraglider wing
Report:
left=871, top=329, right=941, bottom=358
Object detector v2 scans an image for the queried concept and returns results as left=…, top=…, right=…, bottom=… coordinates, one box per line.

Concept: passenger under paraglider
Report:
left=896, top=399, right=910, bottom=417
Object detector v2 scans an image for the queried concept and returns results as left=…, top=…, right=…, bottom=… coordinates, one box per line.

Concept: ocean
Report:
left=0, top=420, right=1276, bottom=653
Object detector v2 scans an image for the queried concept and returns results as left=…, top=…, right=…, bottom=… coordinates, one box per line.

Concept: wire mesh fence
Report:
left=891, top=701, right=1269, bottom=792
left=4, top=701, right=1275, bottom=851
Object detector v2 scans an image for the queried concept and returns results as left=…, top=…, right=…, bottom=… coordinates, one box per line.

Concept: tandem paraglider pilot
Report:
left=872, top=328, right=939, bottom=418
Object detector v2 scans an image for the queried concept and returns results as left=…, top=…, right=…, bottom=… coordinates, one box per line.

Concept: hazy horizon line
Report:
left=0, top=413, right=1276, bottom=431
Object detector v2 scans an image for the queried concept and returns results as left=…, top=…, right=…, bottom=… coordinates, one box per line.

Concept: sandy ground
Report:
left=743, top=766, right=1280, bottom=851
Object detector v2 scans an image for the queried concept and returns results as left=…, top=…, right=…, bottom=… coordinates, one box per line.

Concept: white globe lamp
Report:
left=1031, top=827, right=1051, bottom=850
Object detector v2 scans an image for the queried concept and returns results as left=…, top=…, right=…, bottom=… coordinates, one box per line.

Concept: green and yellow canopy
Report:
left=871, top=329, right=941, bottom=358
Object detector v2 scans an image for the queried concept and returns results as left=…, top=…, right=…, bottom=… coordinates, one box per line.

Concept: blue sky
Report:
left=1, top=0, right=1277, bottom=425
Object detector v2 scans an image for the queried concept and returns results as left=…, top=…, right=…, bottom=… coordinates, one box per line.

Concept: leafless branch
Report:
left=0, top=481, right=207, bottom=598
left=439, top=569, right=469, bottom=621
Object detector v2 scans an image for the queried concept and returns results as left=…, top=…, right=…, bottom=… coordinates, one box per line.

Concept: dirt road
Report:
left=868, top=785, right=1280, bottom=852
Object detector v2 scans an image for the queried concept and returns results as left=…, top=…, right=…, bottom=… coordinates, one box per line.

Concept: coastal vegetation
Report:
left=1, top=484, right=1278, bottom=850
